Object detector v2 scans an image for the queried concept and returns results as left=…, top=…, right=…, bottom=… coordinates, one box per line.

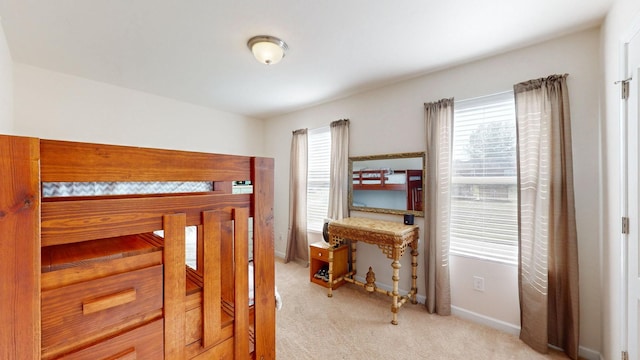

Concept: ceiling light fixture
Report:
left=247, top=35, right=288, bottom=65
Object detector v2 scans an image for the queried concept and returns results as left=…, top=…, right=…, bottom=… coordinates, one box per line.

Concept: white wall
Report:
left=601, top=1, right=640, bottom=359
left=0, top=20, right=13, bottom=133
left=13, top=64, right=265, bottom=156
left=265, top=28, right=602, bottom=355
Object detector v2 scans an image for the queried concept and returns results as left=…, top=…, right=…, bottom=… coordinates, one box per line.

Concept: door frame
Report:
left=622, top=13, right=640, bottom=359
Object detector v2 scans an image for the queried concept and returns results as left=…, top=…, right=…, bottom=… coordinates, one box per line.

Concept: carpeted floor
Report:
left=275, top=260, right=571, bottom=360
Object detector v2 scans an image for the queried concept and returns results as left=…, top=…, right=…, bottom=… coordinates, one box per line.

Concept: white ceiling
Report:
left=0, top=0, right=613, bottom=119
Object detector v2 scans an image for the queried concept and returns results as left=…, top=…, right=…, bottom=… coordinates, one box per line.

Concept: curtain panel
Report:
left=285, top=129, right=309, bottom=264
left=424, top=98, right=454, bottom=315
left=514, top=74, right=580, bottom=359
left=328, top=119, right=350, bottom=220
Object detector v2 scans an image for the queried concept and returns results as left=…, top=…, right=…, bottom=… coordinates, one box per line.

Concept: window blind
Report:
left=450, top=91, right=518, bottom=265
left=307, top=126, right=331, bottom=232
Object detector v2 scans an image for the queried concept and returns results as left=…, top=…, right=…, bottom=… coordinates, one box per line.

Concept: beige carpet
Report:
left=275, top=260, right=571, bottom=360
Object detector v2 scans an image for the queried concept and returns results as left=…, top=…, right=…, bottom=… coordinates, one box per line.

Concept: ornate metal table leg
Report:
left=411, top=245, right=419, bottom=304
left=391, top=259, right=401, bottom=325
left=351, top=240, right=357, bottom=276
left=327, top=246, right=334, bottom=298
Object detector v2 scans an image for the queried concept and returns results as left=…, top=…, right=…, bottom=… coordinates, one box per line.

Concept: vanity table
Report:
left=326, top=217, right=419, bottom=325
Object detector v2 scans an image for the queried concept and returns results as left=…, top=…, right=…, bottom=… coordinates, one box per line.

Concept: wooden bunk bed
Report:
left=0, top=134, right=275, bottom=360
left=352, top=169, right=423, bottom=211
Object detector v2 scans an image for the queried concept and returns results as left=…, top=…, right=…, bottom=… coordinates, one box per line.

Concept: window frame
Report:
left=306, top=126, right=331, bottom=233
left=449, top=91, right=518, bottom=266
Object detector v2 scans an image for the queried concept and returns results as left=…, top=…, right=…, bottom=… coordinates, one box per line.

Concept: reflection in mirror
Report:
left=349, top=152, right=425, bottom=217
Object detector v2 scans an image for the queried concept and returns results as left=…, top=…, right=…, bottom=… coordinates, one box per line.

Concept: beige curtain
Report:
left=424, top=98, right=453, bottom=315
left=328, top=119, right=350, bottom=220
left=514, top=74, right=579, bottom=359
left=285, top=129, right=309, bottom=264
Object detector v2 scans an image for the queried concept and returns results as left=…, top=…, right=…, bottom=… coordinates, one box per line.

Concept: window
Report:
left=307, top=126, right=331, bottom=232
left=450, top=91, right=518, bottom=265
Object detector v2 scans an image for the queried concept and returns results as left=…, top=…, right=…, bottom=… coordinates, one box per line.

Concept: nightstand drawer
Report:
left=312, top=246, right=329, bottom=259
left=41, top=265, right=163, bottom=357
left=58, top=319, right=164, bottom=360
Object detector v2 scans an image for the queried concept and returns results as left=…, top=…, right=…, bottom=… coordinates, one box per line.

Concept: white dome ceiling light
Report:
left=247, top=35, right=288, bottom=65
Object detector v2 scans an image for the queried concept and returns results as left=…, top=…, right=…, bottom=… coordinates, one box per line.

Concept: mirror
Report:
left=349, top=152, right=425, bottom=217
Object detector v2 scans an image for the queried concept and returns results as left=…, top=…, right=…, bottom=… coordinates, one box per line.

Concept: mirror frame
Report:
left=348, top=151, right=425, bottom=217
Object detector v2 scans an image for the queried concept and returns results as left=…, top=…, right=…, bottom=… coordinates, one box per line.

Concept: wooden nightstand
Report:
left=309, top=241, right=348, bottom=288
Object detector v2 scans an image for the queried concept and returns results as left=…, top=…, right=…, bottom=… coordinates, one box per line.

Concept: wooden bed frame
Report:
left=0, top=134, right=275, bottom=359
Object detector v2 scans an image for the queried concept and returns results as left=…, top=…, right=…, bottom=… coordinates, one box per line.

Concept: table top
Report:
left=329, top=217, right=418, bottom=236
left=328, top=217, right=419, bottom=250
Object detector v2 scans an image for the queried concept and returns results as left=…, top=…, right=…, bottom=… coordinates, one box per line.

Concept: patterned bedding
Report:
left=42, top=181, right=213, bottom=197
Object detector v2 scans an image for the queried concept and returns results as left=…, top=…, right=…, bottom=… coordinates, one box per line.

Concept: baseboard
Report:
left=274, top=250, right=286, bottom=259
left=343, top=277, right=603, bottom=359
left=451, top=305, right=520, bottom=336
left=577, top=346, right=602, bottom=360
left=451, top=307, right=602, bottom=360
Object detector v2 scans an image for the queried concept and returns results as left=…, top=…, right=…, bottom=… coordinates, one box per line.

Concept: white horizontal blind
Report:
left=450, top=91, right=518, bottom=265
left=307, top=126, right=331, bottom=232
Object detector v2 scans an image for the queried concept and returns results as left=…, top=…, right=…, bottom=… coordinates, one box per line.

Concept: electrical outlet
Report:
left=473, top=276, right=485, bottom=292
